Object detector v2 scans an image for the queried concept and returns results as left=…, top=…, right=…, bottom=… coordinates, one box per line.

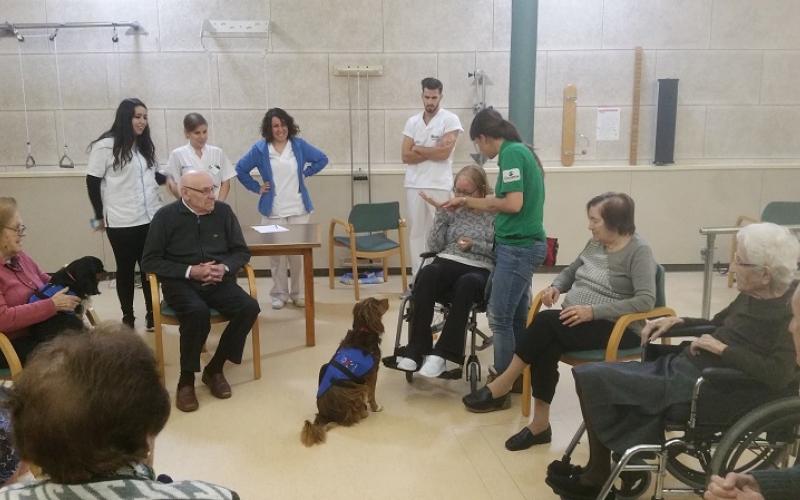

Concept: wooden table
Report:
left=245, top=223, right=321, bottom=346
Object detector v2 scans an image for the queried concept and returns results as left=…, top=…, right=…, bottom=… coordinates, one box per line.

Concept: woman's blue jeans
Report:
left=487, top=241, right=547, bottom=374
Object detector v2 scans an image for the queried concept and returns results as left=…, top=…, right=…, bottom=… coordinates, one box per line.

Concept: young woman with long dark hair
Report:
left=86, top=98, right=165, bottom=330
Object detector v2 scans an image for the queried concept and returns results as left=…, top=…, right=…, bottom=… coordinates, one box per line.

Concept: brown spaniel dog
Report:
left=301, top=297, right=389, bottom=446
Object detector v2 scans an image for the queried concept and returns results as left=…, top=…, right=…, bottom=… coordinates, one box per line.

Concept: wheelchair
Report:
left=381, top=252, right=493, bottom=392
left=552, top=324, right=800, bottom=500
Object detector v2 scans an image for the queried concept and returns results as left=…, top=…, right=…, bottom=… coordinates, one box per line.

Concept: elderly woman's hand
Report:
left=704, top=473, right=763, bottom=500
left=640, top=316, right=684, bottom=346
left=541, top=286, right=560, bottom=307
left=51, top=288, right=81, bottom=312
left=418, top=191, right=444, bottom=209
left=560, top=305, right=593, bottom=327
left=690, top=334, right=728, bottom=357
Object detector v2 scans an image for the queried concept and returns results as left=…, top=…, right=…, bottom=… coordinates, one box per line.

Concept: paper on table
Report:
left=252, top=224, right=289, bottom=234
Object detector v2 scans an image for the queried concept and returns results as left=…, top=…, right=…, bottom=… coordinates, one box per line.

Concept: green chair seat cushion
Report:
left=563, top=347, right=641, bottom=362
left=333, top=234, right=400, bottom=253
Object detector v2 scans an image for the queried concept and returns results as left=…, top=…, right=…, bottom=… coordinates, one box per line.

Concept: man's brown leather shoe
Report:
left=176, top=384, right=199, bottom=412
left=202, top=370, right=232, bottom=399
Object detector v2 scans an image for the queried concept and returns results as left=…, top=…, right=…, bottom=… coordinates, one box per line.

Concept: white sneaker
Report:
left=291, top=297, right=305, bottom=307
left=419, top=355, right=447, bottom=378
left=271, top=298, right=285, bottom=310
left=396, top=356, right=418, bottom=371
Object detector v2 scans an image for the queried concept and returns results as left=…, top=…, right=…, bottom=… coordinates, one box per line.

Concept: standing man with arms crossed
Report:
left=402, top=77, right=463, bottom=275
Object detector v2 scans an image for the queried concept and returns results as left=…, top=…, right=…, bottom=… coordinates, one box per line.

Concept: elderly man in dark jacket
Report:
left=143, top=170, right=260, bottom=412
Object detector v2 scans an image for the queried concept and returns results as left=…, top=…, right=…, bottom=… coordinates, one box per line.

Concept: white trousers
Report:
left=405, top=188, right=451, bottom=275
left=261, top=213, right=310, bottom=300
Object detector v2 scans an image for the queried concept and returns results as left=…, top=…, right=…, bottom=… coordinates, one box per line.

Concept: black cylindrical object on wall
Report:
left=654, top=78, right=679, bottom=165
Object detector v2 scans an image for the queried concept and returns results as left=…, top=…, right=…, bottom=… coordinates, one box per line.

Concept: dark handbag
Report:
left=543, top=237, right=559, bottom=267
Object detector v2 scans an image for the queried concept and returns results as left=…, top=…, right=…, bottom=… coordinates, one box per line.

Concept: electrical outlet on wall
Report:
left=201, top=20, right=270, bottom=37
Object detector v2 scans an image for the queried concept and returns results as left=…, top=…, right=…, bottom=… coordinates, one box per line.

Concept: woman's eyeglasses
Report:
left=2, top=224, right=26, bottom=236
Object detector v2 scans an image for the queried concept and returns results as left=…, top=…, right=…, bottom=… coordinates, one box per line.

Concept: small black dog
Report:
left=27, top=256, right=106, bottom=339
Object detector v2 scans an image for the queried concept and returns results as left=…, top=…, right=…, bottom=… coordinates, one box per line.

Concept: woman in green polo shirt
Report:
left=443, top=108, right=546, bottom=382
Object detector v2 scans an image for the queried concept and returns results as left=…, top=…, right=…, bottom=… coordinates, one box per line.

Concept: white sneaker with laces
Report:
left=271, top=298, right=286, bottom=310
left=395, top=356, right=418, bottom=371
left=419, top=355, right=447, bottom=378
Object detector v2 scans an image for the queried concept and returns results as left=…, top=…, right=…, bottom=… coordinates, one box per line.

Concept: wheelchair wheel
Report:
left=615, top=470, right=652, bottom=500
left=708, top=397, right=800, bottom=479
left=467, top=361, right=480, bottom=393
left=665, top=445, right=713, bottom=490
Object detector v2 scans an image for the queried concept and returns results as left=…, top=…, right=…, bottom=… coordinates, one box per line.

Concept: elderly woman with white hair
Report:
left=547, top=222, right=800, bottom=500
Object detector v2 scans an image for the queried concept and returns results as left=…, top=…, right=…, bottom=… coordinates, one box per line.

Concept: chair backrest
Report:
left=655, top=264, right=667, bottom=308
left=349, top=202, right=400, bottom=232
left=761, top=201, right=800, bottom=226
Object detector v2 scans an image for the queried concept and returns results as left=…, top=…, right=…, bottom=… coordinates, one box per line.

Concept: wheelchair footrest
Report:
left=381, top=355, right=417, bottom=374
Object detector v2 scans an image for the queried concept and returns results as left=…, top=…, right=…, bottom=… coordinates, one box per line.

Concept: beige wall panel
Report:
left=538, top=0, right=604, bottom=50
left=711, top=0, right=800, bottom=49
left=545, top=50, right=657, bottom=107
left=631, top=169, right=762, bottom=263
left=603, top=0, right=712, bottom=49
left=656, top=51, right=762, bottom=105
left=266, top=54, right=329, bottom=110
left=383, top=0, right=493, bottom=52
left=705, top=107, right=800, bottom=158
left=270, top=0, right=382, bottom=52
left=760, top=52, right=800, bottom=105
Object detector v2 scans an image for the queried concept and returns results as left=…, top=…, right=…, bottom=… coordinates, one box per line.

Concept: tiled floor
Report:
left=88, top=271, right=739, bottom=499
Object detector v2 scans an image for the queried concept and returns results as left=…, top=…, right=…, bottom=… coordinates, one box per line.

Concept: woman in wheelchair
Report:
left=393, top=165, right=495, bottom=377
left=705, top=285, right=800, bottom=500
left=464, top=192, right=657, bottom=450
left=546, top=222, right=800, bottom=500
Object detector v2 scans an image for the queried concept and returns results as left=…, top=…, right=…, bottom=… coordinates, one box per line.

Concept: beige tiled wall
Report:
left=2, top=0, right=800, bottom=171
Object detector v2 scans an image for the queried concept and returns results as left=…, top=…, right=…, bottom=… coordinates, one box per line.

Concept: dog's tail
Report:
left=301, top=414, right=331, bottom=447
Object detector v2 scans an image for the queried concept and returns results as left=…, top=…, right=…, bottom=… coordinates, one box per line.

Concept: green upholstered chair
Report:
left=521, top=264, right=675, bottom=417
left=328, top=202, right=408, bottom=300
left=148, top=264, right=261, bottom=385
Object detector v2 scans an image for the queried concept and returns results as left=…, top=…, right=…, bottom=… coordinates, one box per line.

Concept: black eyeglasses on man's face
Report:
left=184, top=185, right=217, bottom=196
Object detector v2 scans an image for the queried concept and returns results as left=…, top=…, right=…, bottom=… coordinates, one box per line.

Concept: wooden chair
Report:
left=148, top=264, right=261, bottom=385
left=521, top=264, right=675, bottom=417
left=0, top=307, right=100, bottom=381
left=728, top=201, right=800, bottom=287
left=328, top=202, right=408, bottom=300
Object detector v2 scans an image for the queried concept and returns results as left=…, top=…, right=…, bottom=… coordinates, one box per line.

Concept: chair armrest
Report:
left=244, top=263, right=258, bottom=299
left=419, top=251, right=438, bottom=260
left=329, top=218, right=352, bottom=236
left=147, top=273, right=162, bottom=320
left=526, top=291, right=545, bottom=327
left=399, top=218, right=407, bottom=227
left=0, top=333, right=22, bottom=379
left=606, top=307, right=676, bottom=361
left=661, top=324, right=716, bottom=339
left=84, top=308, right=100, bottom=327
left=700, top=367, right=754, bottom=384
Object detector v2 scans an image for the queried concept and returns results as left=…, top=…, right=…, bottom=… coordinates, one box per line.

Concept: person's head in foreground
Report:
left=7, top=323, right=169, bottom=483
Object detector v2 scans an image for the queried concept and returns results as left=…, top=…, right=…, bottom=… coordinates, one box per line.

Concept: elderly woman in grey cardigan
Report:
left=395, top=165, right=495, bottom=377
left=547, top=222, right=800, bottom=500
left=464, top=192, right=658, bottom=450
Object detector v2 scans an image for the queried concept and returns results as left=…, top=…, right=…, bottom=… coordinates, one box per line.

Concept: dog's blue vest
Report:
left=317, top=347, right=375, bottom=398
left=27, top=284, right=77, bottom=303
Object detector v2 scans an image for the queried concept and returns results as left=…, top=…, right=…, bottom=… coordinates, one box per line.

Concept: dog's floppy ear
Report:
left=66, top=257, right=102, bottom=296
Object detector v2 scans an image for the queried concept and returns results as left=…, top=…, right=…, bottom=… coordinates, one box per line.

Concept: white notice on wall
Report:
left=252, top=224, right=289, bottom=234
left=596, top=107, right=621, bottom=141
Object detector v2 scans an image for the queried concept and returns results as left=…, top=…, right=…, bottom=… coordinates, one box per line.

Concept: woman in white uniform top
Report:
left=164, top=113, right=235, bottom=202
left=236, top=108, right=328, bottom=310
left=86, top=98, right=165, bottom=330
